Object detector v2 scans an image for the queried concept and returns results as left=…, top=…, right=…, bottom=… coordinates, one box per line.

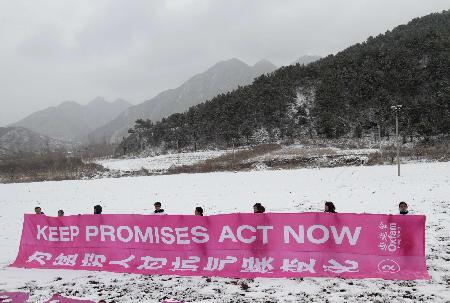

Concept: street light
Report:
left=391, top=105, right=402, bottom=176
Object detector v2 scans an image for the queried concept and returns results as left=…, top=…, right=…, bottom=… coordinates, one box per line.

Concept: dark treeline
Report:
left=120, top=10, right=450, bottom=154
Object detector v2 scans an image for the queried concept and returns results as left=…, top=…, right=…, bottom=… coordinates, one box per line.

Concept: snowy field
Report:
left=95, top=146, right=376, bottom=175
left=1, top=162, right=450, bottom=302
left=96, top=150, right=228, bottom=172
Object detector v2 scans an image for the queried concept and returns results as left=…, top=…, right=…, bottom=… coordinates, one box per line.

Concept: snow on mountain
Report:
left=0, top=127, right=71, bottom=156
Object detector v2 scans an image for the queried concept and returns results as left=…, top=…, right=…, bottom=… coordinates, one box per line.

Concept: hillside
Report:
left=88, top=58, right=277, bottom=144
left=0, top=127, right=71, bottom=157
left=121, top=10, right=450, bottom=153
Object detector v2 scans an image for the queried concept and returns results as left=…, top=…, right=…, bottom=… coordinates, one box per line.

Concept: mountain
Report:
left=88, top=58, right=277, bottom=144
left=0, top=127, right=71, bottom=157
left=10, top=97, right=131, bottom=142
left=290, top=55, right=322, bottom=66
left=121, top=10, right=450, bottom=153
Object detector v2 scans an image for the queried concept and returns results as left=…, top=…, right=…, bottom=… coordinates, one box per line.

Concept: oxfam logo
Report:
left=377, top=259, right=400, bottom=273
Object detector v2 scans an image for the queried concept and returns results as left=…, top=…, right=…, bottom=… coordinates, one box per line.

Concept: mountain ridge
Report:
left=11, top=98, right=132, bottom=143
left=0, top=127, right=72, bottom=157
left=88, top=58, right=277, bottom=144
left=120, top=10, right=450, bottom=153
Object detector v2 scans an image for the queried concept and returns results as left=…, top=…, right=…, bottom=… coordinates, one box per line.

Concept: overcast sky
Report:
left=1, top=0, right=449, bottom=126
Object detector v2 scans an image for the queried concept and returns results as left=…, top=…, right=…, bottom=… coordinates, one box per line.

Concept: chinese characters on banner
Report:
left=44, top=294, right=95, bottom=303
left=0, top=292, right=29, bottom=303
left=11, top=213, right=429, bottom=280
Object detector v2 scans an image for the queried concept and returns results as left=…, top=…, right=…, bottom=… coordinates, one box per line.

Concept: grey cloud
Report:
left=1, top=0, right=450, bottom=126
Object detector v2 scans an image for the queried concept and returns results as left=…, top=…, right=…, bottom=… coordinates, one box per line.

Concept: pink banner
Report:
left=44, top=294, right=95, bottom=303
left=0, top=292, right=29, bottom=303
left=11, top=213, right=429, bottom=280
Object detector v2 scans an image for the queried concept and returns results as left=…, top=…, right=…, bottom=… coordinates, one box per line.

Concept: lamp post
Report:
left=391, top=105, right=402, bottom=176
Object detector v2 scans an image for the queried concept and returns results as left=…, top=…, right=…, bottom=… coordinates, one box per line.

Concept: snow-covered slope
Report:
left=97, top=150, right=228, bottom=172
left=0, top=162, right=449, bottom=302
left=96, top=146, right=376, bottom=174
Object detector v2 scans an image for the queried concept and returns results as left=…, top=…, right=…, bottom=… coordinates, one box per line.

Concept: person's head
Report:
left=195, top=207, right=204, bottom=216
left=253, top=203, right=261, bottom=213
left=57, top=210, right=64, bottom=217
left=154, top=202, right=162, bottom=210
left=324, top=201, right=336, bottom=213
left=34, top=206, right=42, bottom=215
left=94, top=204, right=102, bottom=214
left=253, top=203, right=265, bottom=213
left=98, top=300, right=107, bottom=303
left=399, top=201, right=408, bottom=214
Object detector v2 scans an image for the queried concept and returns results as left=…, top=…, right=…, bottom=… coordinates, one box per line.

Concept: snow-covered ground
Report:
left=96, top=150, right=228, bottom=172
left=1, top=162, right=450, bottom=302
left=95, top=146, right=377, bottom=174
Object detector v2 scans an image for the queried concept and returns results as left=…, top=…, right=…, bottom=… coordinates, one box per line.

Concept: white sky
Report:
left=1, top=0, right=449, bottom=125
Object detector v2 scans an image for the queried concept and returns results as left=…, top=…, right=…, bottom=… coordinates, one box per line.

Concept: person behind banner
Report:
left=253, top=203, right=265, bottom=213
left=324, top=201, right=337, bottom=213
left=34, top=206, right=44, bottom=215
left=94, top=204, right=103, bottom=214
left=57, top=210, right=64, bottom=217
left=153, top=202, right=165, bottom=214
left=195, top=206, right=204, bottom=216
left=399, top=201, right=409, bottom=215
